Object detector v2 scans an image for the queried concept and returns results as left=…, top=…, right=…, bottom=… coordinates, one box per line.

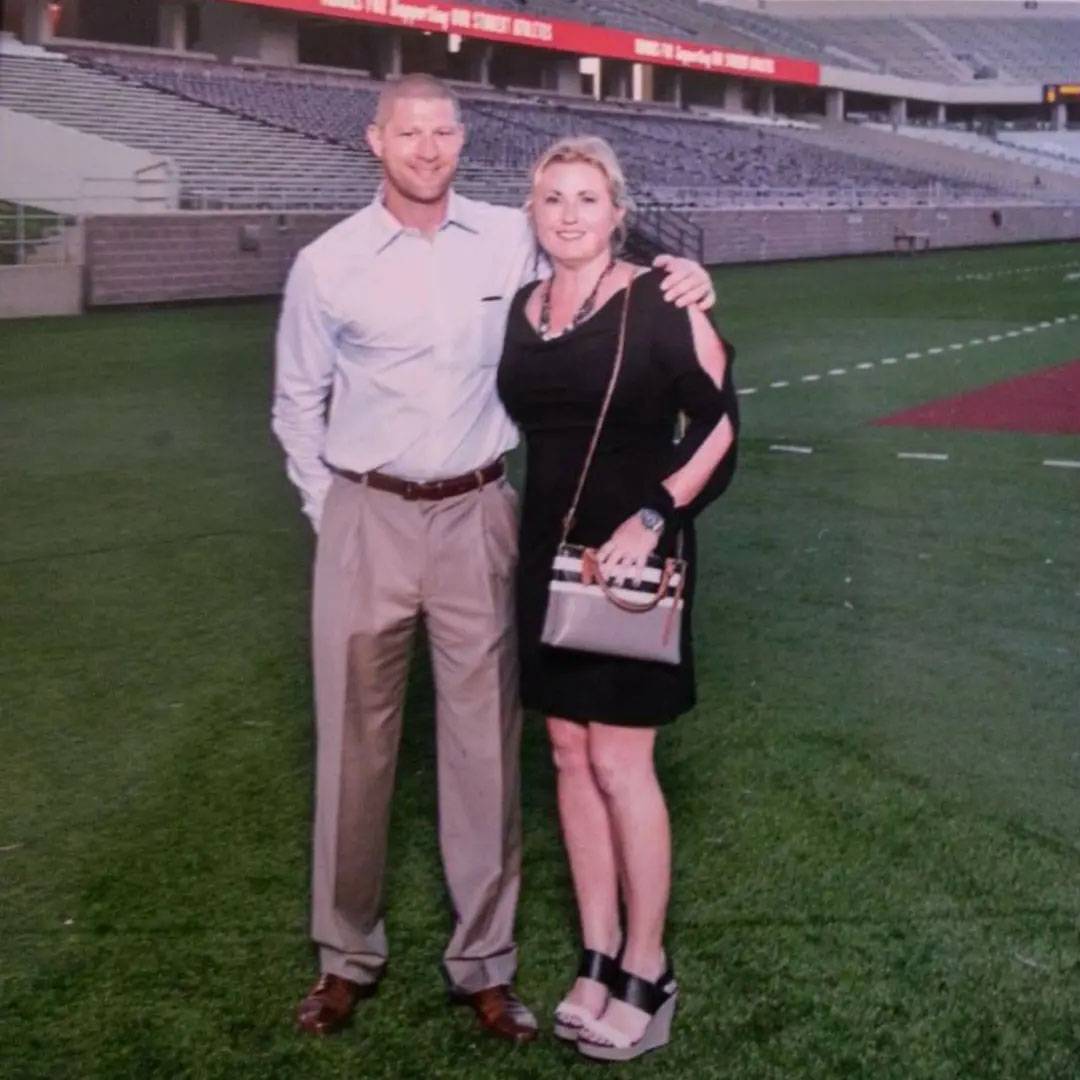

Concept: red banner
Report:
left=227, top=0, right=820, bottom=86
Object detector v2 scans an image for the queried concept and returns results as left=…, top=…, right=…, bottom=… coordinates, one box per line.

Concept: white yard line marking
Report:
left=956, top=260, right=1080, bottom=282
left=760, top=452, right=1080, bottom=471
left=746, top=311, right=1075, bottom=396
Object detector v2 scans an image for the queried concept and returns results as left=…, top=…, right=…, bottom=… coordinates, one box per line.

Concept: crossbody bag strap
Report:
left=559, top=274, right=635, bottom=546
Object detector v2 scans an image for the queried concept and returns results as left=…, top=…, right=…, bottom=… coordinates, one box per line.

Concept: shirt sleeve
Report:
left=652, top=295, right=740, bottom=519
left=271, top=249, right=337, bottom=530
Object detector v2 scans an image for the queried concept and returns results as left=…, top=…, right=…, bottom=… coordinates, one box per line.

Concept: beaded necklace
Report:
left=538, top=258, right=617, bottom=340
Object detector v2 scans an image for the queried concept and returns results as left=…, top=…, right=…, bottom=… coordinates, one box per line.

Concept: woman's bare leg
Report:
left=587, top=722, right=670, bottom=1042
left=547, top=716, right=622, bottom=1016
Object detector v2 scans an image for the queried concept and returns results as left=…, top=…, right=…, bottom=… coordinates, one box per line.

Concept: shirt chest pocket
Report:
left=474, top=293, right=510, bottom=368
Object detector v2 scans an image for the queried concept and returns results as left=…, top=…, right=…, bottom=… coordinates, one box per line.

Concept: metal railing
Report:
left=635, top=182, right=1061, bottom=209
left=75, top=161, right=179, bottom=211
left=180, top=180, right=369, bottom=211
left=176, top=176, right=1044, bottom=216
left=628, top=194, right=705, bottom=264
left=0, top=203, right=77, bottom=266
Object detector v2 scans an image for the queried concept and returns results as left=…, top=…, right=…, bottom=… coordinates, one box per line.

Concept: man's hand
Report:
left=653, top=253, right=716, bottom=311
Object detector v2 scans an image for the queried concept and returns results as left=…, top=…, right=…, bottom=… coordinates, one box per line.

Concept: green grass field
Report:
left=2, top=241, right=1079, bottom=1079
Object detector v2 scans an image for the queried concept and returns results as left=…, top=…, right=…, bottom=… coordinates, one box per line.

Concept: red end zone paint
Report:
left=873, top=358, right=1080, bottom=435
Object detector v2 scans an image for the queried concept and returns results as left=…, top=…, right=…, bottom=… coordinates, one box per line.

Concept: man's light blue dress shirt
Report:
left=273, top=190, right=538, bottom=528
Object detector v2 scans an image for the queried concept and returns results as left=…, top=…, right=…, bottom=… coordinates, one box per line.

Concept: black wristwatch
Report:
left=637, top=507, right=665, bottom=535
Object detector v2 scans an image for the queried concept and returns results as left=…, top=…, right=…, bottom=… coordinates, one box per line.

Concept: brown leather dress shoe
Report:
left=296, top=973, right=365, bottom=1036
left=460, top=985, right=539, bottom=1044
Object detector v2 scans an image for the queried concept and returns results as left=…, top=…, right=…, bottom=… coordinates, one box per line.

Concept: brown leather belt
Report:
left=332, top=459, right=505, bottom=501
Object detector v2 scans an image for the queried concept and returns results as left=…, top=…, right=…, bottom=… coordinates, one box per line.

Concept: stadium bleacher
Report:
left=921, top=18, right=1080, bottom=83
left=778, top=11, right=1080, bottom=84
left=2, top=0, right=1078, bottom=316
left=702, top=5, right=841, bottom=66
left=483, top=2, right=1080, bottom=86
left=997, top=131, right=1080, bottom=166
left=867, top=124, right=1080, bottom=180
left=800, top=18, right=964, bottom=82
left=1, top=0, right=1076, bottom=223
left=0, top=52, right=525, bottom=209
left=0, top=45, right=996, bottom=212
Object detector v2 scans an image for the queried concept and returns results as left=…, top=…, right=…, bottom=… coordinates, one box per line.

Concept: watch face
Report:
left=639, top=508, right=664, bottom=532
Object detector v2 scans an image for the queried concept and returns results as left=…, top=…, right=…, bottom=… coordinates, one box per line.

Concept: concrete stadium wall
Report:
left=0, top=265, right=83, bottom=317
left=0, top=106, right=178, bottom=214
left=83, top=204, right=1080, bottom=307
left=692, top=203, right=1080, bottom=265
left=85, top=211, right=338, bottom=306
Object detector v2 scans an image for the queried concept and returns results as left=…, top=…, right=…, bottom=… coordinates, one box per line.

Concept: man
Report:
left=273, top=73, right=714, bottom=1043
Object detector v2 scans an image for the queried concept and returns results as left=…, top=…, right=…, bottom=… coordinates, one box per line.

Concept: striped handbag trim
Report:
left=549, top=579, right=681, bottom=609
left=551, top=545, right=685, bottom=600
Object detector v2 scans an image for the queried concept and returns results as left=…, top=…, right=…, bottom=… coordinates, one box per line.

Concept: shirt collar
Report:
left=370, top=187, right=480, bottom=254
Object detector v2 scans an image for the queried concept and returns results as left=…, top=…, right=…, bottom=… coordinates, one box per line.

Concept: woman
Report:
left=497, top=135, right=739, bottom=1062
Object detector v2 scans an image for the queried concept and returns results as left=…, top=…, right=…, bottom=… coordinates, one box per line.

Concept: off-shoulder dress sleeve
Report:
left=651, top=295, right=740, bottom=519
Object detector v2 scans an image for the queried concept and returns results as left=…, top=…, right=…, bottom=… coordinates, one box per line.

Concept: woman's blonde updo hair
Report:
left=526, top=135, right=635, bottom=250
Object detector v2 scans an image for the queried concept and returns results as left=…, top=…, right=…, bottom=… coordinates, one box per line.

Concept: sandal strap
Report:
left=612, top=965, right=677, bottom=1015
left=579, top=1015, right=634, bottom=1050
left=578, top=949, right=619, bottom=986
left=554, top=1001, right=593, bottom=1026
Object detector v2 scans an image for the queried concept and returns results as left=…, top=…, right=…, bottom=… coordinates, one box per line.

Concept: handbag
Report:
left=539, top=277, right=688, bottom=666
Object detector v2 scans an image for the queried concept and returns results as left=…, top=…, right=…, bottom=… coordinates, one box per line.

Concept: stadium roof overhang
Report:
left=224, top=0, right=822, bottom=87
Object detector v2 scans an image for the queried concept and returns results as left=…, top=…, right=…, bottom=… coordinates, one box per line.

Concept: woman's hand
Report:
left=596, top=514, right=661, bottom=585
left=652, top=254, right=716, bottom=311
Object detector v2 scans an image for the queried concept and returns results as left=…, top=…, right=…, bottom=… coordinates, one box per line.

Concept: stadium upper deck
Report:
left=0, top=46, right=997, bottom=211
left=2, top=0, right=1078, bottom=216
left=9, top=1, right=1080, bottom=94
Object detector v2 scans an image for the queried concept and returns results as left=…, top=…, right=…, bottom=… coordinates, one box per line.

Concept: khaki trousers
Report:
left=309, top=473, right=523, bottom=993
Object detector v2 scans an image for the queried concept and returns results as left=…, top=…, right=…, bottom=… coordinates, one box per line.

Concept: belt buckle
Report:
left=402, top=480, right=419, bottom=501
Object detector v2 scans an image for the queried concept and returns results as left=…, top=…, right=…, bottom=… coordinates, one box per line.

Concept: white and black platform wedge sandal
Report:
left=553, top=949, right=620, bottom=1042
left=576, top=962, right=678, bottom=1063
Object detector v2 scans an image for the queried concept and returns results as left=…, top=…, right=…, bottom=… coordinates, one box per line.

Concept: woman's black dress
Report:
left=496, top=267, right=739, bottom=726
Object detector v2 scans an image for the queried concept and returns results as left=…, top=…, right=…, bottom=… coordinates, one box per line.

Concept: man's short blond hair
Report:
left=374, top=73, right=461, bottom=128
left=526, top=135, right=634, bottom=246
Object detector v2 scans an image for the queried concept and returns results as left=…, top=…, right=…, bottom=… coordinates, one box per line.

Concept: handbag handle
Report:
left=581, top=548, right=677, bottom=613
left=558, top=273, right=635, bottom=547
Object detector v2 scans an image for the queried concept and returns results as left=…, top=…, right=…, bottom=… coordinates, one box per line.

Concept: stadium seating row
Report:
left=477, top=2, right=1080, bottom=84
left=0, top=48, right=999, bottom=212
